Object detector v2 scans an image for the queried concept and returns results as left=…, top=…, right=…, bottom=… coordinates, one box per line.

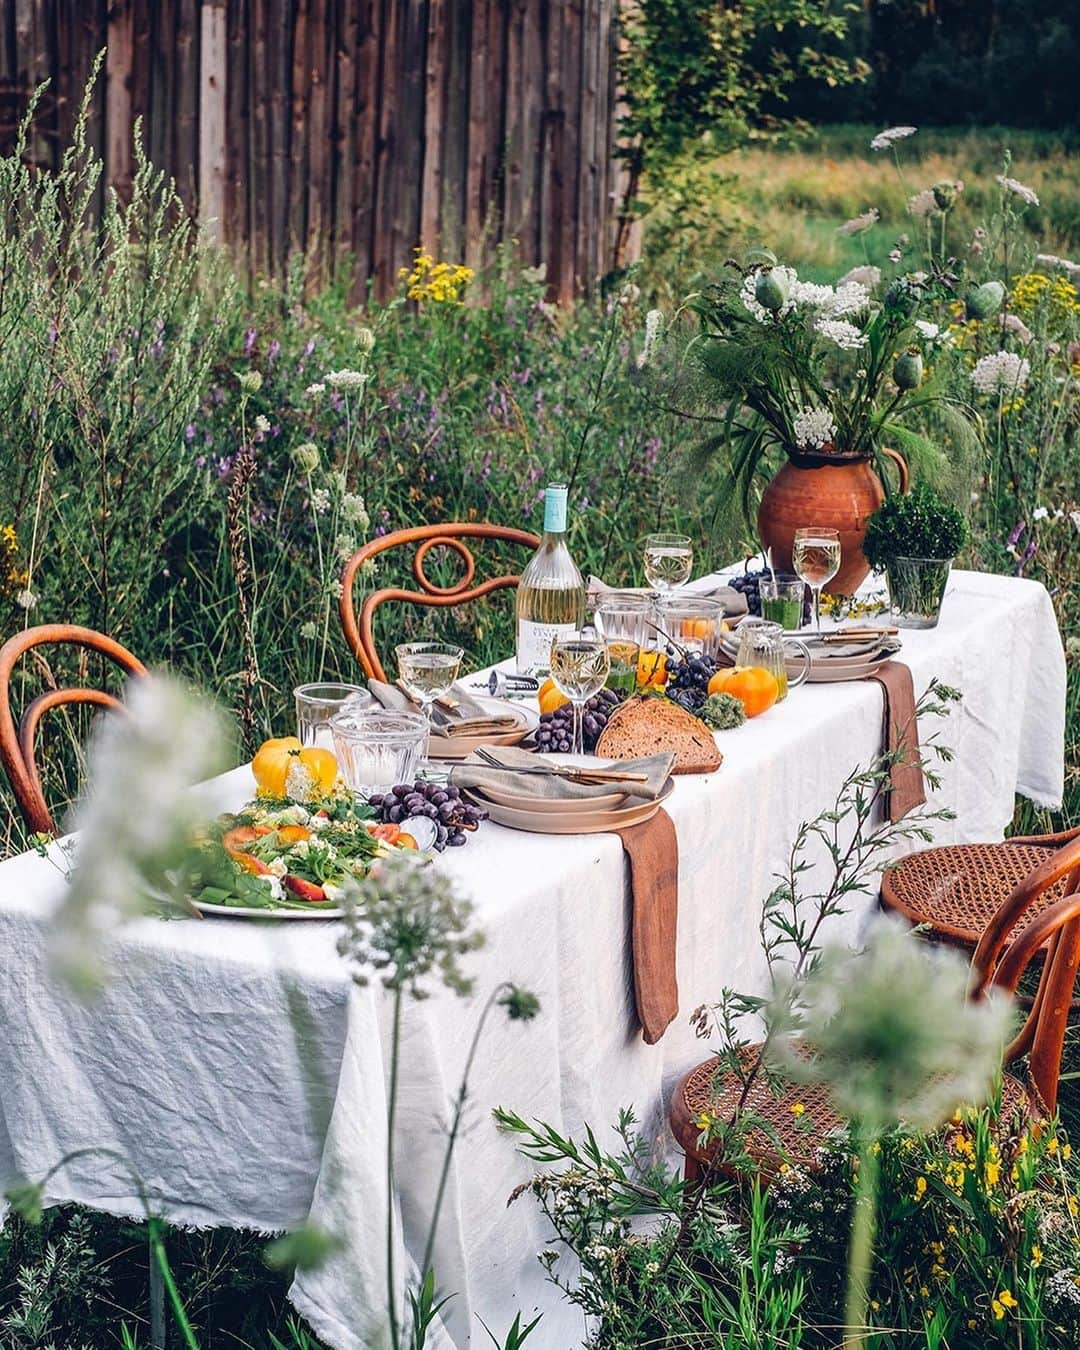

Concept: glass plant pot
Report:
left=886, top=556, right=952, bottom=629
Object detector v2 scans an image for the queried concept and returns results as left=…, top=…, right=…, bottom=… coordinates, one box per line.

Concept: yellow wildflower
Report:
left=992, top=1290, right=1018, bottom=1319
left=914, top=1176, right=928, bottom=1202
left=790, top=1102, right=806, bottom=1116
left=1032, top=1245, right=1043, bottom=1268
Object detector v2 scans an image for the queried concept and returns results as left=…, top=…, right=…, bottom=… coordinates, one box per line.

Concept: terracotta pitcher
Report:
left=757, top=447, right=909, bottom=596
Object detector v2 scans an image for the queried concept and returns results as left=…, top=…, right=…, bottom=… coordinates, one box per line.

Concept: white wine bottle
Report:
left=515, top=482, right=586, bottom=676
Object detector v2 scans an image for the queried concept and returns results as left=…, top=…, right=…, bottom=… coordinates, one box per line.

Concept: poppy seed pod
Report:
left=893, top=349, right=924, bottom=390
left=755, top=268, right=790, bottom=312
left=964, top=280, right=1005, bottom=321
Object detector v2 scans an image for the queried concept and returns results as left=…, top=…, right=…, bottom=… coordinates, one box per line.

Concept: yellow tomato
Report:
left=707, top=666, right=779, bottom=718
left=636, top=649, right=669, bottom=688
left=252, top=737, right=338, bottom=798
left=538, top=678, right=570, bottom=714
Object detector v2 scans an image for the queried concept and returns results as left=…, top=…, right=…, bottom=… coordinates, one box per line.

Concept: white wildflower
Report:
left=790, top=280, right=835, bottom=309
left=838, top=265, right=881, bottom=291
left=837, top=208, right=880, bottom=237
left=1001, top=313, right=1034, bottom=344
left=792, top=406, right=837, bottom=450
left=1036, top=253, right=1080, bottom=280
left=636, top=308, right=664, bottom=369
left=871, top=126, right=917, bottom=152
left=971, top=351, right=1030, bottom=396
left=254, top=414, right=271, bottom=434
left=997, top=175, right=1040, bottom=207
left=327, top=470, right=348, bottom=495
left=741, top=265, right=798, bottom=321
left=52, top=677, right=231, bottom=995
left=814, top=318, right=868, bottom=350
left=827, top=281, right=871, bottom=317
left=1071, top=511, right=1080, bottom=532
left=907, top=189, right=938, bottom=219
left=914, top=320, right=941, bottom=341
left=305, top=382, right=326, bottom=396
left=311, top=488, right=331, bottom=514
left=299, top=621, right=318, bottom=641
left=1033, top=506, right=1049, bottom=522
left=340, top=493, right=370, bottom=531
left=325, top=369, right=368, bottom=391
left=15, top=588, right=37, bottom=610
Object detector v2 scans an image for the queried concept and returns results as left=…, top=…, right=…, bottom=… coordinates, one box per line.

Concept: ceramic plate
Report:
left=468, top=778, right=674, bottom=835
left=192, top=900, right=344, bottom=920
left=428, top=698, right=539, bottom=761
left=479, top=782, right=628, bottom=813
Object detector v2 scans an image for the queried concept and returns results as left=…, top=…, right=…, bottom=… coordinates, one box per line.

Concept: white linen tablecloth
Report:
left=0, top=569, right=1066, bottom=1350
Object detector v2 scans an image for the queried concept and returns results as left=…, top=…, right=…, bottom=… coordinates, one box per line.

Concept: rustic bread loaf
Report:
left=595, top=697, right=722, bottom=775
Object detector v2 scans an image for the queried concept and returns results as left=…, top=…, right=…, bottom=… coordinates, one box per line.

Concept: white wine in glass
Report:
left=643, top=533, right=693, bottom=594
left=550, top=635, right=610, bottom=756
left=792, top=528, right=841, bottom=635
left=395, top=642, right=463, bottom=753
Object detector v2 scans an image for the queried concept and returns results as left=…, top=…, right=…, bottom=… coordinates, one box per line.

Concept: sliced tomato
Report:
left=284, top=874, right=326, bottom=902
left=276, top=824, right=312, bottom=845
left=229, top=850, right=270, bottom=876
left=369, top=823, right=401, bottom=844
left=222, top=824, right=272, bottom=852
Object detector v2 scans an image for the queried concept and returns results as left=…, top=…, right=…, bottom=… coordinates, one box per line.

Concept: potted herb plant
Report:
left=861, top=481, right=970, bottom=628
left=675, top=255, right=982, bottom=594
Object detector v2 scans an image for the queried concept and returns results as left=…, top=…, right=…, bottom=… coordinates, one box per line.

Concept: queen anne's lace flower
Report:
left=971, top=351, right=1031, bottom=396
left=838, top=265, right=881, bottom=291
left=814, top=318, right=868, bottom=350
left=871, top=125, right=917, bottom=152
left=997, top=175, right=1040, bottom=207
left=908, top=189, right=938, bottom=219
left=837, top=208, right=880, bottom=237
left=792, top=406, right=837, bottom=450
left=914, top=320, right=941, bottom=341
left=741, top=265, right=798, bottom=321
left=324, top=369, right=368, bottom=391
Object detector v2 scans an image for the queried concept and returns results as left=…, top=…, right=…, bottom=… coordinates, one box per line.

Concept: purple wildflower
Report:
left=244, top=328, right=257, bottom=357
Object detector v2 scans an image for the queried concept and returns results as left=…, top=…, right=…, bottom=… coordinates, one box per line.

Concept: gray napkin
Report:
left=448, top=744, right=675, bottom=801
left=368, top=680, right=520, bottom=737
left=588, top=576, right=749, bottom=618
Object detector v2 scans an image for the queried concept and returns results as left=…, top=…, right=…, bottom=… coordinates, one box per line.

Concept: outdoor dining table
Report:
left=0, top=567, right=1066, bottom=1350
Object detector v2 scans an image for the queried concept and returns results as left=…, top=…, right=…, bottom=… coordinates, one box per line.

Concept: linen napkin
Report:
left=588, top=576, right=749, bottom=618
left=447, top=744, right=675, bottom=801
left=450, top=745, right=681, bottom=1042
left=864, top=660, right=927, bottom=822
left=368, top=679, right=519, bottom=738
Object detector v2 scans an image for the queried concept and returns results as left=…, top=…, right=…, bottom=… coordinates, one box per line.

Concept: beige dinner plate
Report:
left=428, top=698, right=539, bottom=761
left=805, top=653, right=893, bottom=683
left=468, top=778, right=674, bottom=834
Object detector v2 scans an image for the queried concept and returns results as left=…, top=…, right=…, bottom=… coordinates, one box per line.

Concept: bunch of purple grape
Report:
left=536, top=688, right=623, bottom=754
left=728, top=567, right=812, bottom=624
left=367, top=782, right=486, bottom=850
left=664, top=649, right=719, bottom=714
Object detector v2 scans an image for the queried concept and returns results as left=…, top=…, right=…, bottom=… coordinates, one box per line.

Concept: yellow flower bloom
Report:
left=914, top=1176, right=928, bottom=1201
left=790, top=1102, right=806, bottom=1116
left=1032, top=1245, right=1043, bottom=1267
left=992, top=1290, right=1018, bottom=1320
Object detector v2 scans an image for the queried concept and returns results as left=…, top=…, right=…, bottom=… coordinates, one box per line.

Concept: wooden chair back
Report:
left=339, top=523, right=540, bottom=681
left=970, top=833, right=1080, bottom=1113
left=0, top=624, right=147, bottom=834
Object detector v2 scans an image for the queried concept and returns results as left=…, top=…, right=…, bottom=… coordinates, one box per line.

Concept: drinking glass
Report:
left=594, top=593, right=649, bottom=695
left=643, top=533, right=693, bottom=597
left=294, top=683, right=373, bottom=749
left=759, top=575, right=807, bottom=631
left=330, top=708, right=427, bottom=797
left=550, top=632, right=611, bottom=756
left=655, top=595, right=726, bottom=660
left=395, top=642, right=464, bottom=743
left=792, top=528, right=841, bottom=635
left=735, top=618, right=811, bottom=701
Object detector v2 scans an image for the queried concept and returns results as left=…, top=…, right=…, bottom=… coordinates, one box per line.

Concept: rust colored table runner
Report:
left=615, top=808, right=680, bottom=1043
left=865, top=659, right=927, bottom=821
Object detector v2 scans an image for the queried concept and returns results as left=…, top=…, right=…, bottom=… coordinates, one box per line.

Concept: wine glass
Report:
left=395, top=642, right=464, bottom=751
left=643, top=533, right=693, bottom=598
left=792, top=528, right=841, bottom=635
left=550, top=632, right=611, bottom=757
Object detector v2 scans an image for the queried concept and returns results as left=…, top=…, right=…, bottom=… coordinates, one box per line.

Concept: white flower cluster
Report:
left=838, top=265, right=881, bottom=291
left=971, top=351, right=1031, bottom=396
left=793, top=406, right=837, bottom=450
left=837, top=208, right=879, bottom=237
left=870, top=125, right=917, bottom=152
left=996, top=175, right=1040, bottom=207
left=635, top=308, right=664, bottom=369
left=908, top=189, right=938, bottom=219
left=914, top=320, right=941, bottom=341
left=740, top=265, right=798, bottom=321
left=324, top=369, right=368, bottom=391
left=814, top=318, right=868, bottom=351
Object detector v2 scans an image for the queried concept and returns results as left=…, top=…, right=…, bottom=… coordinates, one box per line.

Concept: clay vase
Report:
left=757, top=447, right=909, bottom=596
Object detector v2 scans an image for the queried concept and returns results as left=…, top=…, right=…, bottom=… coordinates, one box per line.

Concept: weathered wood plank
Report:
left=199, top=0, right=226, bottom=239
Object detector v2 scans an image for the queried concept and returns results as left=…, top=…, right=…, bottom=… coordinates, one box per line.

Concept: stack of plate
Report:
left=718, top=632, right=901, bottom=684
left=465, top=763, right=674, bottom=835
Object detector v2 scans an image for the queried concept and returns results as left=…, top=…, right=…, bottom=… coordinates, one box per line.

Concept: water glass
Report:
left=655, top=595, right=726, bottom=660
left=735, top=618, right=811, bottom=702
left=295, top=683, right=373, bottom=749
left=759, top=575, right=807, bottom=631
left=550, top=632, right=610, bottom=756
left=330, top=708, right=428, bottom=796
left=594, top=593, right=649, bottom=694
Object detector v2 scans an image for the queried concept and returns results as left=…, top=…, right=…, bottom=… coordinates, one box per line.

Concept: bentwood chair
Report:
left=670, top=833, right=1080, bottom=1180
left=339, top=523, right=540, bottom=682
left=0, top=624, right=147, bottom=834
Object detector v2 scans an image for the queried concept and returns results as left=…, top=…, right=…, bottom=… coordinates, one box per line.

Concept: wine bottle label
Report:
left=543, top=484, right=568, bottom=534
left=516, top=618, right=577, bottom=676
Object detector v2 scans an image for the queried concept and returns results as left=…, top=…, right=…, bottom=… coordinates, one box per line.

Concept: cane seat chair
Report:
left=0, top=624, right=147, bottom=835
left=671, top=833, right=1080, bottom=1182
left=339, top=523, right=540, bottom=682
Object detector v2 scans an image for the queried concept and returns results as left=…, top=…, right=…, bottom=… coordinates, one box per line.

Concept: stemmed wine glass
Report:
left=395, top=641, right=464, bottom=755
left=792, top=527, right=841, bottom=635
left=550, top=631, right=611, bottom=757
left=643, top=533, right=693, bottom=599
